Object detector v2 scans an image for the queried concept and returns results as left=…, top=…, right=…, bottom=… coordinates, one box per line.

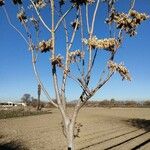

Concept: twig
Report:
left=92, top=72, right=114, bottom=94
left=30, top=0, right=51, bottom=33
left=32, top=57, right=58, bottom=108
left=23, top=19, right=58, bottom=108
left=86, top=4, right=90, bottom=34
left=58, top=7, right=69, bottom=110
left=79, top=6, right=85, bottom=78
left=129, top=0, right=136, bottom=12
left=110, top=0, right=136, bottom=60
left=85, top=49, right=98, bottom=83
left=90, top=0, right=100, bottom=35
left=3, top=6, right=29, bottom=46
left=68, top=11, right=80, bottom=51
left=55, top=5, right=75, bottom=32
left=86, top=0, right=100, bottom=89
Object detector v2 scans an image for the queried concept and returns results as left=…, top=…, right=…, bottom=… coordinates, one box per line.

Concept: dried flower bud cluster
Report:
left=106, top=10, right=149, bottom=36
left=39, top=39, right=53, bottom=53
left=0, top=0, right=4, bottom=6
left=59, top=0, right=65, bottom=6
left=64, top=69, right=70, bottom=75
left=83, top=36, right=119, bottom=52
left=51, top=55, right=63, bottom=67
left=17, top=10, right=27, bottom=23
left=30, top=17, right=39, bottom=31
left=74, top=122, right=83, bottom=138
left=108, top=60, right=118, bottom=72
left=108, top=60, right=131, bottom=81
left=34, top=0, right=46, bottom=9
left=12, top=0, right=22, bottom=5
left=71, top=19, right=80, bottom=30
left=117, top=63, right=131, bottom=81
left=130, top=10, right=149, bottom=22
left=70, top=0, right=95, bottom=8
left=86, top=0, right=95, bottom=3
left=68, top=50, right=84, bottom=63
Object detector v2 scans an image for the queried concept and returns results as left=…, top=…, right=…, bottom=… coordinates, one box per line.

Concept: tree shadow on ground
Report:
left=126, top=118, right=150, bottom=131
left=79, top=119, right=150, bottom=150
left=0, top=135, right=29, bottom=150
left=79, top=128, right=139, bottom=150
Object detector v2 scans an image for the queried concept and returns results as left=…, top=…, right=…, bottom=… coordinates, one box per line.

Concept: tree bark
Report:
left=67, top=123, right=74, bottom=150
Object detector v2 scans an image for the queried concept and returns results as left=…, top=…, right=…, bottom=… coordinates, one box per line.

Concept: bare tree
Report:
left=21, top=93, right=31, bottom=106
left=1, top=0, right=149, bottom=149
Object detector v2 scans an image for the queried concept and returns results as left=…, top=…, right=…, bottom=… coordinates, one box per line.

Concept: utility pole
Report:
left=37, top=84, right=41, bottom=110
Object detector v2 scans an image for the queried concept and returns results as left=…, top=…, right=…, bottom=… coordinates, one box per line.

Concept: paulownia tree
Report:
left=1, top=0, right=149, bottom=149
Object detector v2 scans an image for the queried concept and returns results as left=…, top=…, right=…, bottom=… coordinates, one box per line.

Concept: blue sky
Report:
left=0, top=0, right=150, bottom=101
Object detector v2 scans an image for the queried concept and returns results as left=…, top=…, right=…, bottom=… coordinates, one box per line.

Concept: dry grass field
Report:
left=0, top=107, right=150, bottom=150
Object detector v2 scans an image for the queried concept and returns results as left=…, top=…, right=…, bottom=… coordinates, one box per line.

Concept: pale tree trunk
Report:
left=65, top=101, right=81, bottom=150
left=66, top=122, right=74, bottom=150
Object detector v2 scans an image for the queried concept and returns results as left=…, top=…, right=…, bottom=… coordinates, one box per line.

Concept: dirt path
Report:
left=0, top=108, right=149, bottom=150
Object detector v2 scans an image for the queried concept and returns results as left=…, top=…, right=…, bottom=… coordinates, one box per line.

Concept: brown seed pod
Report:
left=83, top=36, right=119, bottom=52
left=51, top=55, right=63, bottom=67
left=71, top=0, right=94, bottom=8
left=17, top=10, right=27, bottom=23
left=13, top=0, right=22, bottom=5
left=0, top=0, right=4, bottom=6
left=34, top=0, right=46, bottom=9
left=71, top=19, right=80, bottom=30
left=106, top=10, right=149, bottom=37
left=68, top=50, right=84, bottom=63
left=39, top=39, right=53, bottom=53
left=108, top=61, right=131, bottom=81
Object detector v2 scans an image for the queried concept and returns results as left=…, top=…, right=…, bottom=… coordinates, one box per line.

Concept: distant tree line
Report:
left=45, top=99, right=150, bottom=108
left=21, top=94, right=150, bottom=108
left=84, top=99, right=150, bottom=108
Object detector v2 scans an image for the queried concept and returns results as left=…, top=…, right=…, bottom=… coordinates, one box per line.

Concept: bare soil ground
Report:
left=0, top=108, right=150, bottom=150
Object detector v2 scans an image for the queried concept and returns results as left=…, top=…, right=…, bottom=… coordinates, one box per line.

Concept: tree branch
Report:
left=86, top=4, right=90, bottom=34
left=79, top=6, right=85, bottom=79
left=55, top=5, right=75, bottom=32
left=90, top=0, right=100, bottom=35
left=92, top=72, right=114, bottom=95
left=30, top=0, right=51, bottom=33
left=3, top=6, right=29, bottom=46
left=32, top=56, right=58, bottom=108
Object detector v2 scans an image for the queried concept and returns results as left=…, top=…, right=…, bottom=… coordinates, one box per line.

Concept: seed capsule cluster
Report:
left=30, top=17, right=39, bottom=31
left=68, top=50, right=84, bottom=63
left=17, top=10, right=27, bottom=23
left=51, top=55, right=63, bottom=67
left=70, top=0, right=95, bottom=8
left=38, top=39, right=53, bottom=53
left=12, top=0, right=22, bottom=5
left=108, top=60, right=131, bottom=81
left=34, top=0, right=46, bottom=9
left=0, top=0, right=4, bottom=6
left=59, top=0, right=65, bottom=6
left=71, top=19, right=80, bottom=30
left=83, top=36, right=119, bottom=52
left=106, top=10, right=149, bottom=36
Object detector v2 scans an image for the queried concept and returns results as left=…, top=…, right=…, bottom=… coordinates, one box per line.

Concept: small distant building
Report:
left=0, top=102, right=27, bottom=107
left=16, top=102, right=27, bottom=107
left=0, top=102, right=16, bottom=107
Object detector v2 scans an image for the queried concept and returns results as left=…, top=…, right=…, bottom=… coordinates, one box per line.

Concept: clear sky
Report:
left=0, top=0, right=150, bottom=102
